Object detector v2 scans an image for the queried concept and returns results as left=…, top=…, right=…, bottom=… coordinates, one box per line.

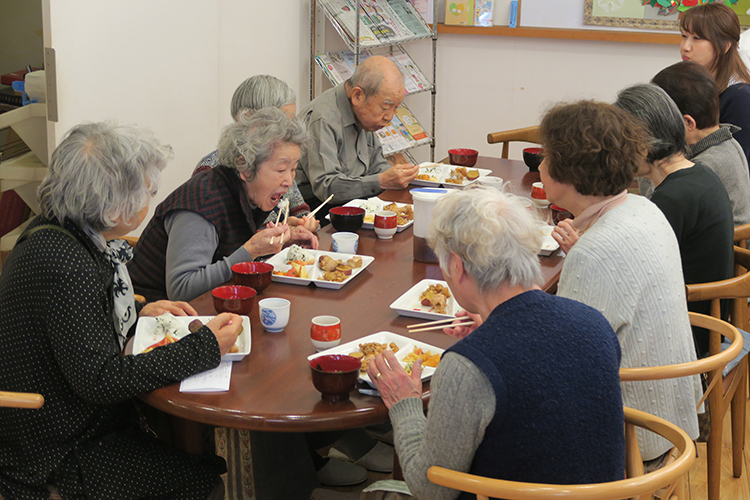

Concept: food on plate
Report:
left=419, top=283, right=452, bottom=314
left=445, top=166, right=480, bottom=184
left=286, top=244, right=315, bottom=265
left=319, top=255, right=362, bottom=272
left=273, top=261, right=309, bottom=279
left=416, top=173, right=438, bottom=181
left=322, top=270, right=348, bottom=282
left=403, top=346, right=441, bottom=374
left=349, top=341, right=400, bottom=372
left=144, top=331, right=179, bottom=353
left=418, top=164, right=442, bottom=182
left=335, top=265, right=353, bottom=276
left=359, top=201, right=381, bottom=223
left=383, top=202, right=413, bottom=226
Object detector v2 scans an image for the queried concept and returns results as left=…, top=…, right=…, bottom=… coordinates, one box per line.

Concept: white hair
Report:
left=428, top=187, right=544, bottom=292
left=230, top=75, right=296, bottom=121
left=38, top=122, right=172, bottom=231
left=217, top=107, right=309, bottom=182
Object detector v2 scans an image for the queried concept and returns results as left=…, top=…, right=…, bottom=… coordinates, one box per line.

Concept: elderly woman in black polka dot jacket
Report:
left=0, top=122, right=243, bottom=500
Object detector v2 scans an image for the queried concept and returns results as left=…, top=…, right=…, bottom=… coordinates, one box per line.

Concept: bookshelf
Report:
left=310, top=0, right=438, bottom=162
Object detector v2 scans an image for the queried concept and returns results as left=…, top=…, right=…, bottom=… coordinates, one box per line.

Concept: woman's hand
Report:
left=288, top=215, right=320, bottom=233
left=443, top=310, right=482, bottom=339
left=551, top=219, right=579, bottom=254
left=284, top=226, right=320, bottom=250
left=367, top=350, right=422, bottom=410
left=206, top=313, right=244, bottom=356
left=242, top=224, right=290, bottom=257
left=139, top=300, right=198, bottom=317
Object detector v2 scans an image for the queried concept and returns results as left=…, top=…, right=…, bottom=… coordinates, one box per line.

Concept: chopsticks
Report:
left=307, top=194, right=334, bottom=219
left=406, top=317, right=475, bottom=333
left=271, top=194, right=333, bottom=245
left=270, top=201, right=289, bottom=246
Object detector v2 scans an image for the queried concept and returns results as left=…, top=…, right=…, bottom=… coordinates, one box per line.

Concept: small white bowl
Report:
left=311, top=338, right=342, bottom=351
left=374, top=226, right=397, bottom=240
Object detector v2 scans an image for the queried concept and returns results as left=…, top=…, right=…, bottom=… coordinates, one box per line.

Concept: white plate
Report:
left=325, top=197, right=414, bottom=232
left=389, top=279, right=463, bottom=321
left=133, top=315, right=251, bottom=362
left=539, top=225, right=560, bottom=256
left=266, top=248, right=375, bottom=289
left=412, top=162, right=492, bottom=189
left=308, top=331, right=444, bottom=386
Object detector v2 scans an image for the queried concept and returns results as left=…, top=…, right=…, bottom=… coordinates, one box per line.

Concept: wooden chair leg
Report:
left=731, top=364, right=747, bottom=477
left=707, top=406, right=723, bottom=500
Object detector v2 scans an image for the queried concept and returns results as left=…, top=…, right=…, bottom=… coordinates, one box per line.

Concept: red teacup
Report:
left=374, top=210, right=397, bottom=229
left=311, top=315, right=342, bottom=351
left=531, top=182, right=547, bottom=200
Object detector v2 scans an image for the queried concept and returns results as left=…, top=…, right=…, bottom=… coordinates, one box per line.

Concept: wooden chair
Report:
left=734, top=223, right=750, bottom=249
left=621, top=312, right=746, bottom=500
left=0, top=391, right=44, bottom=409
left=486, top=125, right=540, bottom=159
left=427, top=406, right=695, bottom=500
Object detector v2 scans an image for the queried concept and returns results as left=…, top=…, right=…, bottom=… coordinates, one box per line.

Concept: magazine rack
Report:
left=310, top=0, right=438, bottom=161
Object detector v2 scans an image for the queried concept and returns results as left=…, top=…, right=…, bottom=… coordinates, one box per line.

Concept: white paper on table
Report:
left=179, top=361, right=233, bottom=393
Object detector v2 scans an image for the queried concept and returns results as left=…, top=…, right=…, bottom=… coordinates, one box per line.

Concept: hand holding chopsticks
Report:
left=406, top=316, right=476, bottom=333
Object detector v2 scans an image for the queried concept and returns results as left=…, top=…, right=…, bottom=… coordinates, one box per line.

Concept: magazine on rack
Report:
left=395, top=105, right=429, bottom=143
left=320, top=0, right=432, bottom=47
left=475, top=0, right=494, bottom=27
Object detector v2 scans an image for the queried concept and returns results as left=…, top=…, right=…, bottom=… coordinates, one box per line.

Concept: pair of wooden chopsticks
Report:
left=270, top=202, right=290, bottom=246
left=270, top=194, right=333, bottom=246
left=407, top=316, right=475, bottom=333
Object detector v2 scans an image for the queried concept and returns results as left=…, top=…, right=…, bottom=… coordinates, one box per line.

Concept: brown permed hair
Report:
left=680, top=3, right=750, bottom=89
left=539, top=101, right=647, bottom=197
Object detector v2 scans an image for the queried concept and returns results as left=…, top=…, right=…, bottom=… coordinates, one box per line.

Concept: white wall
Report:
left=43, top=1, right=681, bottom=234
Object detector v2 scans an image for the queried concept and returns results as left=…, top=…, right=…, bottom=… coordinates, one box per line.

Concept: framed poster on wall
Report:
left=584, top=0, right=750, bottom=30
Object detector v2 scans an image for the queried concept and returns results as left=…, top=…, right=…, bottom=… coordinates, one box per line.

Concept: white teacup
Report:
left=479, top=176, right=504, bottom=190
left=332, top=232, right=359, bottom=253
left=258, top=298, right=290, bottom=333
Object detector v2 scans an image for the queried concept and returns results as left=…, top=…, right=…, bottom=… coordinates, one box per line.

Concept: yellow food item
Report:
left=403, top=346, right=441, bottom=373
left=419, top=284, right=452, bottom=314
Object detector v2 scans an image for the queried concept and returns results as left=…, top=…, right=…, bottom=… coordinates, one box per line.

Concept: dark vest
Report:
left=446, top=291, right=625, bottom=500
left=128, top=166, right=269, bottom=301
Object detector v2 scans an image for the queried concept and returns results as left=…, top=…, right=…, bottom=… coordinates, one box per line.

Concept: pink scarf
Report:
left=571, top=191, right=629, bottom=234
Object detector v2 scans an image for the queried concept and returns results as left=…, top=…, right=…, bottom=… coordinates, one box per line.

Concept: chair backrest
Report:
left=735, top=224, right=750, bottom=249
left=486, top=126, right=540, bottom=159
left=427, top=406, right=695, bottom=500
left=620, top=312, right=742, bottom=410
left=0, top=391, right=44, bottom=409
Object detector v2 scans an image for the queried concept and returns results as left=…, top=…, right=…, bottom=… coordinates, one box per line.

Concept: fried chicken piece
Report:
left=346, top=256, right=362, bottom=268
left=318, top=255, right=339, bottom=272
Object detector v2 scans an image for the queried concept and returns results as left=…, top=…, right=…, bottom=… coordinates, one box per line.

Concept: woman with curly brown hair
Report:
left=540, top=100, right=702, bottom=467
left=680, top=2, right=750, bottom=162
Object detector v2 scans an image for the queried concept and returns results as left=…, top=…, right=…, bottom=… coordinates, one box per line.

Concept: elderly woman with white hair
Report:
left=367, top=187, right=626, bottom=500
left=0, top=122, right=243, bottom=499
left=193, top=75, right=317, bottom=232
left=129, top=107, right=318, bottom=303
left=615, top=83, right=734, bottom=357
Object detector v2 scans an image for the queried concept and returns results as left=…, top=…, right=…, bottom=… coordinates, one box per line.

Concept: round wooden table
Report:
left=139, top=157, right=564, bottom=435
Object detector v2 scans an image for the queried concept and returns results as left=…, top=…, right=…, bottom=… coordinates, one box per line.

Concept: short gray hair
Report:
left=218, top=107, right=309, bottom=182
left=615, top=83, right=686, bottom=163
left=347, top=62, right=384, bottom=98
left=38, top=122, right=171, bottom=232
left=230, top=75, right=296, bottom=121
left=428, top=187, right=544, bottom=292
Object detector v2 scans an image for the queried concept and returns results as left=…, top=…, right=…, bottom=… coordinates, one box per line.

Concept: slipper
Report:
left=316, top=458, right=367, bottom=487
left=353, top=441, right=394, bottom=473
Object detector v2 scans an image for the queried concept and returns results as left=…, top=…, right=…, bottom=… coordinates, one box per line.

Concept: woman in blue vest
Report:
left=367, top=187, right=626, bottom=500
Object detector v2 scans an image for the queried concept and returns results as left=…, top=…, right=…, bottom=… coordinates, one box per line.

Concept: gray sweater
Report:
left=687, top=125, right=750, bottom=225
left=557, top=195, right=702, bottom=460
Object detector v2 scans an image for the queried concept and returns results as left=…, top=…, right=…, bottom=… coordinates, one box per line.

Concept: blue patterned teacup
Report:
left=258, top=298, right=290, bottom=333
